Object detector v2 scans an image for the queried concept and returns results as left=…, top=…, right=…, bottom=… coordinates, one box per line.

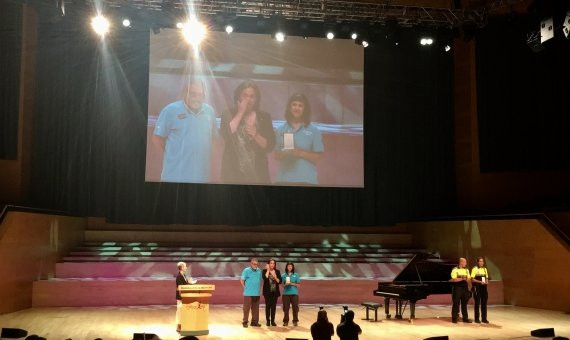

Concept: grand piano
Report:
left=373, top=253, right=456, bottom=321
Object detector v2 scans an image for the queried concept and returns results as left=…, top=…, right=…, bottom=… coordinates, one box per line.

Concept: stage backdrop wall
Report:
left=407, top=218, right=570, bottom=311
left=27, top=11, right=455, bottom=225
left=0, top=210, right=85, bottom=314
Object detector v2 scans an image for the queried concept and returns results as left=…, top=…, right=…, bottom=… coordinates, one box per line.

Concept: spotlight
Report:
left=181, top=17, right=207, bottom=47
left=444, top=44, right=451, bottom=52
left=176, top=22, right=184, bottom=29
left=326, top=32, right=334, bottom=39
left=225, top=25, right=233, bottom=34
left=351, top=33, right=358, bottom=40
left=362, top=40, right=369, bottom=48
left=122, top=19, right=131, bottom=27
left=420, top=37, right=433, bottom=46
left=275, top=31, right=285, bottom=42
left=91, top=15, right=110, bottom=37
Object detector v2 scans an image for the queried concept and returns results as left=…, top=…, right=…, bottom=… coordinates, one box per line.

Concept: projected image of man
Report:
left=153, top=78, right=217, bottom=183
left=221, top=80, right=276, bottom=184
left=274, top=93, right=324, bottom=185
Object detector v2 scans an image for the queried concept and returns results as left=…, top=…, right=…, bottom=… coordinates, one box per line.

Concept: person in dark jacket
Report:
left=262, top=258, right=281, bottom=326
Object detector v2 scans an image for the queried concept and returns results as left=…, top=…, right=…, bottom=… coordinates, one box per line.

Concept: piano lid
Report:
left=392, top=253, right=456, bottom=284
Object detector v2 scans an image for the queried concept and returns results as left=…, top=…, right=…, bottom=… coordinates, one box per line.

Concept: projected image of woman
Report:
left=274, top=93, right=324, bottom=185
left=221, top=80, right=276, bottom=184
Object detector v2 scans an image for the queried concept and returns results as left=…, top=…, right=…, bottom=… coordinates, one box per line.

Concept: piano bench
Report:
left=361, top=302, right=382, bottom=322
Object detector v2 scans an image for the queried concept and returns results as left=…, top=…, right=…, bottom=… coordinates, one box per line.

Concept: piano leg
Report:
left=395, top=300, right=403, bottom=320
left=409, top=302, right=416, bottom=323
left=384, top=298, right=391, bottom=319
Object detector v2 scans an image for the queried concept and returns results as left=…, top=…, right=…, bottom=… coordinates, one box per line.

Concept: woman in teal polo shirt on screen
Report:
left=281, top=261, right=301, bottom=326
left=274, top=93, right=324, bottom=185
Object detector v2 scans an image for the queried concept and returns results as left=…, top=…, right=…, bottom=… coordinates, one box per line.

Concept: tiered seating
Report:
left=32, top=228, right=431, bottom=306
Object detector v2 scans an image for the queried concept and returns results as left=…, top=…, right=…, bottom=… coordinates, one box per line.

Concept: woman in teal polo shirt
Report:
left=281, top=261, right=301, bottom=326
left=274, top=93, right=324, bottom=185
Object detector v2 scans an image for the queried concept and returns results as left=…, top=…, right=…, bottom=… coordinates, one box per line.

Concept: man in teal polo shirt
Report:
left=153, top=78, right=217, bottom=183
left=240, top=258, right=262, bottom=327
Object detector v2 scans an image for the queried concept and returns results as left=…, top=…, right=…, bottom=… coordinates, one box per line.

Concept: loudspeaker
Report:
left=1, top=328, right=28, bottom=338
left=424, top=337, right=449, bottom=340
left=132, top=333, right=159, bottom=340
left=530, top=328, right=555, bottom=337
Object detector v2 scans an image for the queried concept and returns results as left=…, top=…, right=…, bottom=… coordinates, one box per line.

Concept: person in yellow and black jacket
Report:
left=471, top=257, right=490, bottom=324
left=450, top=258, right=472, bottom=323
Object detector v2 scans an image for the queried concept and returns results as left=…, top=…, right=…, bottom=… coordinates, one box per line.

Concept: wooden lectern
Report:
left=178, top=284, right=216, bottom=336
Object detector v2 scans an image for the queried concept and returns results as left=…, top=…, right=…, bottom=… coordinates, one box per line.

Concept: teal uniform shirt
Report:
left=241, top=266, right=262, bottom=296
left=275, top=123, right=324, bottom=184
left=281, top=272, right=301, bottom=295
left=154, top=100, right=217, bottom=183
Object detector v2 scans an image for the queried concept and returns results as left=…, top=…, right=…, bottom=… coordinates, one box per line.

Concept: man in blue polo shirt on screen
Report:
left=153, top=78, right=217, bottom=183
left=240, top=258, right=262, bottom=328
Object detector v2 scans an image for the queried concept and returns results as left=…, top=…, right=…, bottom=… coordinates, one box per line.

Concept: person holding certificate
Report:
left=471, top=257, right=490, bottom=323
left=274, top=93, right=324, bottom=185
left=281, top=261, right=301, bottom=326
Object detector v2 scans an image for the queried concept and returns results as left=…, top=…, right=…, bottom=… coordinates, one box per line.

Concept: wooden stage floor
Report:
left=1, top=304, right=569, bottom=340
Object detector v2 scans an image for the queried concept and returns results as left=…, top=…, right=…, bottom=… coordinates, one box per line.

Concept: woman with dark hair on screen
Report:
left=220, top=80, right=276, bottom=184
left=281, top=261, right=301, bottom=326
left=262, top=259, right=281, bottom=326
left=274, top=93, right=324, bottom=185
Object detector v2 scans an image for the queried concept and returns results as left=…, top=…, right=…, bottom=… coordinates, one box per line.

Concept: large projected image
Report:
left=146, top=29, right=364, bottom=187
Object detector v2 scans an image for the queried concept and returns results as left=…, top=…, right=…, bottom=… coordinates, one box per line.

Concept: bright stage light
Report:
left=122, top=19, right=131, bottom=27
left=91, top=15, right=110, bottom=37
left=225, top=25, right=233, bottom=34
left=176, top=22, right=184, bottom=29
left=420, top=37, right=433, bottom=46
left=181, top=17, right=207, bottom=47
left=326, top=32, right=334, bottom=39
left=362, top=40, right=369, bottom=48
left=444, top=44, right=451, bottom=52
left=351, top=33, right=358, bottom=40
left=275, top=32, right=285, bottom=42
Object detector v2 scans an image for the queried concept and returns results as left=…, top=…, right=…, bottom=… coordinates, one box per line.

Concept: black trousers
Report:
left=264, top=294, right=278, bottom=322
left=451, top=285, right=469, bottom=321
left=473, top=284, right=488, bottom=321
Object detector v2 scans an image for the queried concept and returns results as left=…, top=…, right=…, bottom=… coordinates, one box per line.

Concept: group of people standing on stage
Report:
left=241, top=258, right=301, bottom=327
left=450, top=256, right=490, bottom=324
left=153, top=78, right=324, bottom=185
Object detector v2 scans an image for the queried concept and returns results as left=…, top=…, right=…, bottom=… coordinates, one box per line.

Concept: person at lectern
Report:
left=274, top=93, right=324, bottom=185
left=153, top=78, right=218, bottom=183
left=240, top=258, right=262, bottom=327
left=220, top=80, right=276, bottom=184
left=471, top=256, right=490, bottom=323
left=450, top=257, right=472, bottom=323
left=262, top=259, right=281, bottom=326
left=175, top=261, right=197, bottom=333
